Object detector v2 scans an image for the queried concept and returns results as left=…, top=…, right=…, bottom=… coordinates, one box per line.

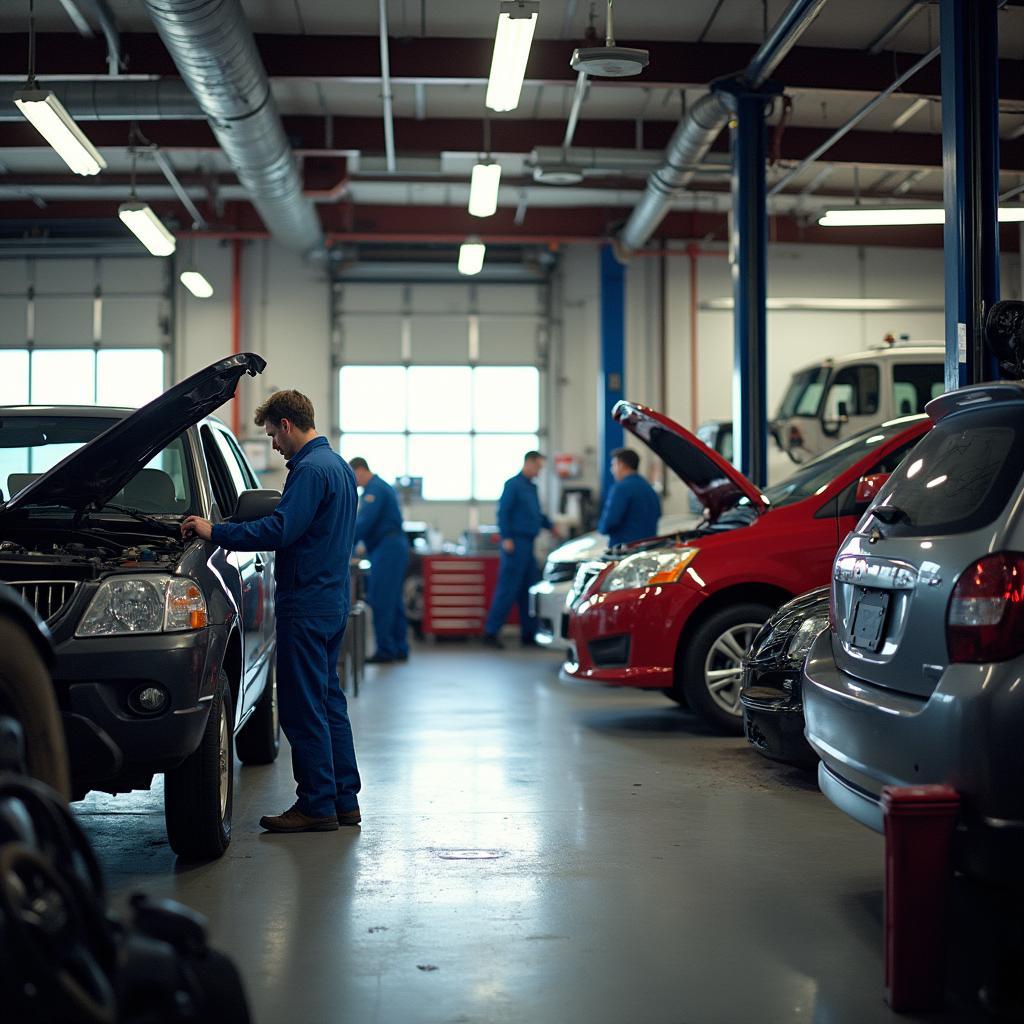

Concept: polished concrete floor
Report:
left=77, top=644, right=980, bottom=1024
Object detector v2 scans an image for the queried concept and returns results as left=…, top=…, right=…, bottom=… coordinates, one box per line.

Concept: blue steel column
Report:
left=941, top=0, right=1000, bottom=389
left=717, top=82, right=778, bottom=486
left=599, top=244, right=625, bottom=502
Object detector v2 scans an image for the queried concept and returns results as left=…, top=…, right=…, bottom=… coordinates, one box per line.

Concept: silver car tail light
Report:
left=947, top=552, right=1024, bottom=663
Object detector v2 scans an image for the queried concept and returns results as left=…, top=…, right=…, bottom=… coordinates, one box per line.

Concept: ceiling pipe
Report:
left=0, top=79, right=202, bottom=121
left=142, top=0, right=323, bottom=253
left=617, top=0, right=829, bottom=255
left=562, top=71, right=589, bottom=149
left=379, top=0, right=397, bottom=173
left=59, top=0, right=123, bottom=75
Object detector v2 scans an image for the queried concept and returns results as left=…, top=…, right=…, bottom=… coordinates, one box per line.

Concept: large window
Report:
left=0, top=348, right=165, bottom=408
left=339, top=365, right=540, bottom=500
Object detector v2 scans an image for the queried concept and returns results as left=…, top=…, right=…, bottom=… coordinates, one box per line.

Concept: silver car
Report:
left=803, top=381, right=1024, bottom=875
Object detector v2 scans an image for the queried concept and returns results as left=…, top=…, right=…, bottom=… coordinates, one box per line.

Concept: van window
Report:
left=823, top=364, right=879, bottom=418
left=778, top=366, right=830, bottom=418
left=893, top=363, right=945, bottom=416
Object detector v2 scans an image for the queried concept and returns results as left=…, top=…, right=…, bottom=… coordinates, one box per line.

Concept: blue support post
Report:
left=941, top=0, right=1000, bottom=389
left=599, top=244, right=626, bottom=502
left=716, top=80, right=779, bottom=486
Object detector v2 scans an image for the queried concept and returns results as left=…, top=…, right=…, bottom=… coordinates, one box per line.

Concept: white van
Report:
left=772, top=341, right=944, bottom=463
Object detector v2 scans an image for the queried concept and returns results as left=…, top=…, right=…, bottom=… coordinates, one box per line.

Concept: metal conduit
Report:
left=142, top=0, right=323, bottom=254
left=617, top=0, right=828, bottom=254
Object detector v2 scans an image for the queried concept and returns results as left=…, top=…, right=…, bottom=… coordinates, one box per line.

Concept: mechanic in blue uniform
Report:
left=483, top=450, right=559, bottom=649
left=349, top=457, right=409, bottom=664
left=181, top=390, right=361, bottom=835
left=598, top=447, right=661, bottom=547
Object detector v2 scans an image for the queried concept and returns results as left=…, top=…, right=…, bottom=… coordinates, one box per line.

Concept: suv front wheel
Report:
left=164, top=671, right=233, bottom=860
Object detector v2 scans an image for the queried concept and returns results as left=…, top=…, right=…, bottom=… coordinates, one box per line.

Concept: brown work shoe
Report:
left=336, top=806, right=362, bottom=826
left=259, top=804, right=339, bottom=833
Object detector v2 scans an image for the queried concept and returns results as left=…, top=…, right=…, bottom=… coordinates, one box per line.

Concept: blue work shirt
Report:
left=497, top=471, right=552, bottom=541
left=598, top=472, right=662, bottom=547
left=354, top=474, right=403, bottom=553
left=211, top=436, right=357, bottom=620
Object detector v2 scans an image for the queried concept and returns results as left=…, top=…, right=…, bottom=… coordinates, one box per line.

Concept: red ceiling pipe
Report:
left=231, top=238, right=242, bottom=436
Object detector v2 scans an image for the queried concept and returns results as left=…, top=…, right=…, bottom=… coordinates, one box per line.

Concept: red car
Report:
left=564, top=403, right=931, bottom=733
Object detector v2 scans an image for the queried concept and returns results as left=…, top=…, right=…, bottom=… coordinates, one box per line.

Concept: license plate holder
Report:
left=851, top=589, right=889, bottom=652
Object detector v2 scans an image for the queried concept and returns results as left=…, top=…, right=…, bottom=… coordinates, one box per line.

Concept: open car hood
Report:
left=613, top=401, right=767, bottom=521
left=1, top=353, right=266, bottom=515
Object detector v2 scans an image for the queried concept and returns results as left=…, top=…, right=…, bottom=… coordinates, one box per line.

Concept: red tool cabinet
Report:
left=421, top=554, right=517, bottom=637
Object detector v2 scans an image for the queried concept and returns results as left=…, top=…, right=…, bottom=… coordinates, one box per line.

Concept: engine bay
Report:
left=0, top=532, right=183, bottom=581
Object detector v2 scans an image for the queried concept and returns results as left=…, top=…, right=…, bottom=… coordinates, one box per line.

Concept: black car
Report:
left=0, top=354, right=281, bottom=859
left=739, top=587, right=829, bottom=769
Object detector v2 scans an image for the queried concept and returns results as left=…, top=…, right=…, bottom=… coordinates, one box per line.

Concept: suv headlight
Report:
left=599, top=549, right=699, bottom=593
left=77, top=575, right=208, bottom=637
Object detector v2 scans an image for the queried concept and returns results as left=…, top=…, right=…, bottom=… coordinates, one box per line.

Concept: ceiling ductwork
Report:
left=142, top=0, right=323, bottom=253
left=0, top=80, right=203, bottom=121
left=617, top=0, right=829, bottom=255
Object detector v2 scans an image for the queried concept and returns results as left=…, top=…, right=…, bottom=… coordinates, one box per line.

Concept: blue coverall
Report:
left=355, top=474, right=409, bottom=659
left=211, top=436, right=361, bottom=819
left=484, top=471, right=552, bottom=640
left=598, top=472, right=662, bottom=547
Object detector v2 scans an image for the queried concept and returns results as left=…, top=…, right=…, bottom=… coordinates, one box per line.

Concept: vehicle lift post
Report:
left=599, top=244, right=626, bottom=503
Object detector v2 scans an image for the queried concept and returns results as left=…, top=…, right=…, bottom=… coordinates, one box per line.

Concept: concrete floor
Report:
left=77, top=644, right=981, bottom=1024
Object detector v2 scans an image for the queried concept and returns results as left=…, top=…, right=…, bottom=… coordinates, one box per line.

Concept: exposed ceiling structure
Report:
left=2, top=0, right=1024, bottom=254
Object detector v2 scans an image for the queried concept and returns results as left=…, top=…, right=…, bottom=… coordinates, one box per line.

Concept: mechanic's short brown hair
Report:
left=254, top=390, right=316, bottom=431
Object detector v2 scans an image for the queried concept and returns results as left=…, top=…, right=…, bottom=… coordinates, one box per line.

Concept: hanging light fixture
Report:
left=485, top=1, right=540, bottom=113
left=118, top=137, right=176, bottom=256
left=819, top=207, right=1024, bottom=227
left=13, top=1, right=106, bottom=176
left=179, top=235, right=213, bottom=296
left=458, top=239, right=487, bottom=276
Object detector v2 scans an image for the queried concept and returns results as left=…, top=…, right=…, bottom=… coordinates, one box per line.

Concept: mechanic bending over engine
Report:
left=181, top=390, right=362, bottom=835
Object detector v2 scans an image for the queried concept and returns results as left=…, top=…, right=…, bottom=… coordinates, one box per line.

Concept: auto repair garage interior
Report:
left=3, top=0, right=1024, bottom=1021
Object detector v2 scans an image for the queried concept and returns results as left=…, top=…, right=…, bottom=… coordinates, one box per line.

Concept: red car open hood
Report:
left=613, top=401, right=767, bottom=521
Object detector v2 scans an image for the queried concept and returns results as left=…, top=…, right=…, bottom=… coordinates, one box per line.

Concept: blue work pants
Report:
left=484, top=537, right=539, bottom=640
left=275, top=614, right=361, bottom=818
left=367, top=534, right=409, bottom=658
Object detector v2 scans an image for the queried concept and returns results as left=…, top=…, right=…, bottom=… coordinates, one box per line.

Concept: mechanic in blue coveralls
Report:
left=599, top=447, right=661, bottom=547
left=483, top=450, right=559, bottom=649
left=349, top=457, right=409, bottom=665
left=182, top=390, right=362, bottom=835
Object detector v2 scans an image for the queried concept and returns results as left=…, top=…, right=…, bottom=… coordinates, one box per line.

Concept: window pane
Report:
left=339, top=433, right=407, bottom=486
left=340, top=367, right=406, bottom=431
left=31, top=350, right=95, bottom=404
left=97, top=349, right=164, bottom=407
left=408, top=434, right=471, bottom=500
left=473, top=434, right=539, bottom=500
left=407, top=367, right=471, bottom=432
left=473, top=367, right=539, bottom=432
left=0, top=351, right=29, bottom=404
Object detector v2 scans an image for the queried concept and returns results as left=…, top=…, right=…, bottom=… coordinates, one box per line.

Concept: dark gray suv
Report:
left=0, top=354, right=280, bottom=859
left=803, top=381, right=1024, bottom=876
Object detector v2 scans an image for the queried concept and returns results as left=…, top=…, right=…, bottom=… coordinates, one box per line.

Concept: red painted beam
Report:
left=0, top=33, right=996, bottom=99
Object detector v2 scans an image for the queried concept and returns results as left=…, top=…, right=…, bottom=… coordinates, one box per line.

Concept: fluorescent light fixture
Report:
left=118, top=201, right=176, bottom=257
left=458, top=240, right=486, bottom=276
left=180, top=270, right=214, bottom=298
left=485, top=1, right=539, bottom=112
left=819, top=207, right=1024, bottom=227
left=13, top=89, right=107, bottom=176
left=702, top=297, right=943, bottom=313
left=468, top=162, right=502, bottom=217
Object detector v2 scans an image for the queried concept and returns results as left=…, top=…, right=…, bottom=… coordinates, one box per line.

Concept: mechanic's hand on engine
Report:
left=501, top=538, right=515, bottom=553
left=549, top=526, right=561, bottom=541
left=181, top=516, right=213, bottom=541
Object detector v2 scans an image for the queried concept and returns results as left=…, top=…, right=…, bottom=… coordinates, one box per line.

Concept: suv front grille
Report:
left=8, top=580, right=79, bottom=622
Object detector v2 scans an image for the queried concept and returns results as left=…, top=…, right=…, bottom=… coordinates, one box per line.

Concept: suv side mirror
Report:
left=232, top=489, right=281, bottom=522
left=855, top=473, right=889, bottom=507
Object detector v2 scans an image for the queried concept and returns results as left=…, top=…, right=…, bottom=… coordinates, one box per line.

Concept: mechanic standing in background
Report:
left=182, top=390, right=362, bottom=834
left=483, top=450, right=559, bottom=649
left=349, top=457, right=410, bottom=665
left=598, top=448, right=661, bottom=547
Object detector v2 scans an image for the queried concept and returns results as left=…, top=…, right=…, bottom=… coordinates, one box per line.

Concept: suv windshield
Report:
left=764, top=415, right=926, bottom=509
left=0, top=414, right=194, bottom=515
left=866, top=405, right=1024, bottom=537
left=777, top=365, right=830, bottom=419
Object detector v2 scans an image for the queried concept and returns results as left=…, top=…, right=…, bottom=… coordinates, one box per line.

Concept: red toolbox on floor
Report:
left=421, top=554, right=517, bottom=637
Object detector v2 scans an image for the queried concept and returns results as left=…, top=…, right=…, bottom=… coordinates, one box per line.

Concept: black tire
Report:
left=236, top=661, right=279, bottom=766
left=0, top=612, right=70, bottom=800
left=680, top=603, right=775, bottom=734
left=164, top=671, right=233, bottom=860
